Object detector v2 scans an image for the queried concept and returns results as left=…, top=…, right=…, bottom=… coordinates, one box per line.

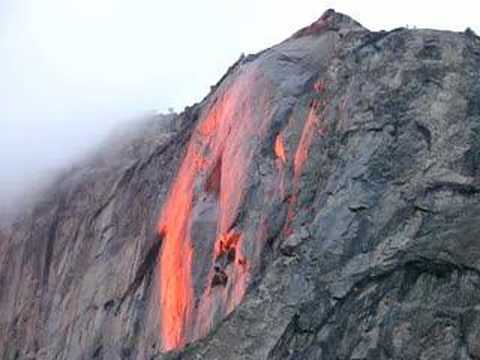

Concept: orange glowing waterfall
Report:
left=294, top=98, right=323, bottom=177
left=283, top=83, right=327, bottom=236
left=156, top=65, right=327, bottom=351
left=157, top=144, right=199, bottom=350
left=157, top=67, right=273, bottom=351
left=275, top=134, right=287, bottom=164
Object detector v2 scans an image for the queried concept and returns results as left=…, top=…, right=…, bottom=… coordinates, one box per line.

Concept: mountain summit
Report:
left=2, top=10, right=480, bottom=360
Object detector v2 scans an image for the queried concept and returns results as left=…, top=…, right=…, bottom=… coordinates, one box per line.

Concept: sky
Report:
left=1, top=0, right=479, bottom=218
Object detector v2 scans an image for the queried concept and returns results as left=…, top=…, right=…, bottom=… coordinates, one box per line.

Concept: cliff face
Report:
left=2, top=10, right=480, bottom=360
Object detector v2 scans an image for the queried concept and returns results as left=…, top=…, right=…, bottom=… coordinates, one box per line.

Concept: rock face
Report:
left=2, top=9, right=480, bottom=360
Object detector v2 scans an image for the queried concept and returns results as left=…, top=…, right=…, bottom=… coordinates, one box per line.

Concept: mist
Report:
left=1, top=0, right=479, bottom=222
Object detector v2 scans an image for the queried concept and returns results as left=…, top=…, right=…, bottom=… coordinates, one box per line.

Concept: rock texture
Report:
left=2, top=9, right=480, bottom=360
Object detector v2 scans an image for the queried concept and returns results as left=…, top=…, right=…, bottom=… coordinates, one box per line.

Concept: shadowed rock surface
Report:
left=2, top=9, right=480, bottom=360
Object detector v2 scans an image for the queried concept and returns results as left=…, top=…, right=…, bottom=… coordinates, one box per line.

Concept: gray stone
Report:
left=2, top=9, right=480, bottom=360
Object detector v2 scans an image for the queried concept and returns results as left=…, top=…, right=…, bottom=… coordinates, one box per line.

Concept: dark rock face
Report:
left=2, top=9, right=480, bottom=360
left=0, top=113, right=196, bottom=359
